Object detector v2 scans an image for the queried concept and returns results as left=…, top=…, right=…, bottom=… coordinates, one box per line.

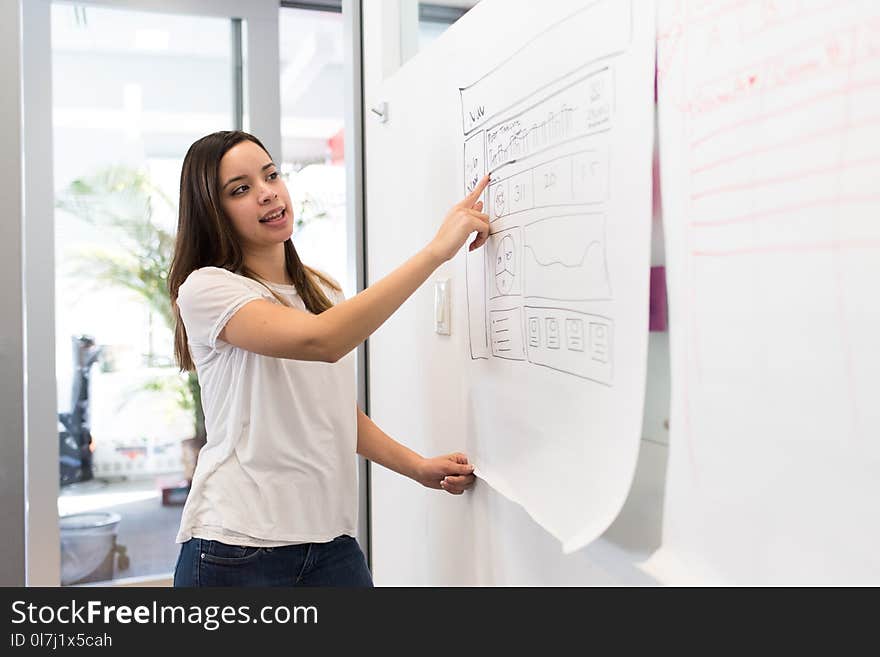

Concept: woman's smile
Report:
left=259, top=206, right=287, bottom=226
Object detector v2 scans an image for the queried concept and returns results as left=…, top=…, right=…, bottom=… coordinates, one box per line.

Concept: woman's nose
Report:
left=258, top=184, right=277, bottom=203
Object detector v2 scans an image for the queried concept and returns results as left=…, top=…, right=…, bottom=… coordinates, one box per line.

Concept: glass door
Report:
left=51, top=2, right=238, bottom=586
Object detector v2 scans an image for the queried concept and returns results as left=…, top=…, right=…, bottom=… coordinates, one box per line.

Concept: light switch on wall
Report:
left=434, top=279, right=451, bottom=335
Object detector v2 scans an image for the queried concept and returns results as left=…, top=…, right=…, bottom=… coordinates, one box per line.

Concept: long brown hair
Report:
left=168, top=130, right=339, bottom=372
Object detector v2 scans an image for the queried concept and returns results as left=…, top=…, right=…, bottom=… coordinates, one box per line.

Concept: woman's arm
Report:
left=220, top=175, right=491, bottom=362
left=356, top=408, right=476, bottom=495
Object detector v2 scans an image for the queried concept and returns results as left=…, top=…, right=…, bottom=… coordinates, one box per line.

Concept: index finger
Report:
left=461, top=173, right=490, bottom=208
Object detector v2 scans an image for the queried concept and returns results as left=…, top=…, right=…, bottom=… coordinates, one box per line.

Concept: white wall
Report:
left=363, top=0, right=671, bottom=585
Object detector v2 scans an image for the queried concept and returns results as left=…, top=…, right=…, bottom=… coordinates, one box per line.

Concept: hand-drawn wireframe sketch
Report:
left=523, top=213, right=611, bottom=301
left=464, top=87, right=615, bottom=374
left=525, top=307, right=613, bottom=384
left=461, top=0, right=641, bottom=390
left=486, top=227, right=522, bottom=298
left=445, top=0, right=652, bottom=554
left=462, top=64, right=618, bottom=377
left=490, top=307, right=526, bottom=360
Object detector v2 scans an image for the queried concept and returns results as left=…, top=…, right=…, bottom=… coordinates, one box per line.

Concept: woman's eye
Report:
left=268, top=172, right=279, bottom=180
left=232, top=185, right=248, bottom=195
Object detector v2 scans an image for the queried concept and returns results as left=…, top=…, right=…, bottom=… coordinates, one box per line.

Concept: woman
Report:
left=168, top=130, right=490, bottom=586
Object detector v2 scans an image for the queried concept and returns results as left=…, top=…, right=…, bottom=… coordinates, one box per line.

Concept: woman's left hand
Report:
left=416, top=452, right=476, bottom=495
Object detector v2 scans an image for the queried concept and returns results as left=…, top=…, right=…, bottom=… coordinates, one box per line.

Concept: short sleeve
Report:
left=177, top=267, right=265, bottom=350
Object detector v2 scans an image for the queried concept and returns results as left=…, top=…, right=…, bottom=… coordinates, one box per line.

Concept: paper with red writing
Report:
left=656, top=0, right=880, bottom=584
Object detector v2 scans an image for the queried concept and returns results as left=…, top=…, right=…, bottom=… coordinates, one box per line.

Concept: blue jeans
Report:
left=173, top=535, right=373, bottom=587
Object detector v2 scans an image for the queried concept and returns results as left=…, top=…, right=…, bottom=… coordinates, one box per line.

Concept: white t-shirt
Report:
left=174, top=266, right=358, bottom=547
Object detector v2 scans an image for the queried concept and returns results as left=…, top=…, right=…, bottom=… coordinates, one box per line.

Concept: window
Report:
left=419, top=2, right=473, bottom=50
left=279, top=5, right=350, bottom=296
left=52, top=3, right=237, bottom=585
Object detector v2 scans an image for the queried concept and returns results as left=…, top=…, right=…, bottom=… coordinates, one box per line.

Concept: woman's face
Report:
left=218, top=140, right=294, bottom=248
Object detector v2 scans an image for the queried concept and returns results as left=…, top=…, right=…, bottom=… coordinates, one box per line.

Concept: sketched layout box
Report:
left=486, top=226, right=523, bottom=298
left=524, top=307, right=613, bottom=385
left=489, top=307, right=526, bottom=361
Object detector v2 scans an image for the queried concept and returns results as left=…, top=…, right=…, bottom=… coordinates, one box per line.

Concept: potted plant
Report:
left=56, top=166, right=206, bottom=482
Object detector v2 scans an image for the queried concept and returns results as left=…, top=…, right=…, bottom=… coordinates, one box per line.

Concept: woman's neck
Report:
left=243, top=243, right=292, bottom=286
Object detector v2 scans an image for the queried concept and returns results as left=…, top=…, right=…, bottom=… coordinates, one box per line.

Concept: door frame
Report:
left=15, top=0, right=368, bottom=588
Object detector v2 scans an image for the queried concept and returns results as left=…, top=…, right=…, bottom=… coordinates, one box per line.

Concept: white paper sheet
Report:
left=461, top=0, right=655, bottom=552
left=657, top=0, right=880, bottom=583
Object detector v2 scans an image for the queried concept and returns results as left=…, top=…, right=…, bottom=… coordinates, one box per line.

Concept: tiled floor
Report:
left=59, top=475, right=186, bottom=584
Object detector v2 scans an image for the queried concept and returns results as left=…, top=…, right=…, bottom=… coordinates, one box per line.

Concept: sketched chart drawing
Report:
left=523, top=214, right=611, bottom=301
left=484, top=67, right=614, bottom=172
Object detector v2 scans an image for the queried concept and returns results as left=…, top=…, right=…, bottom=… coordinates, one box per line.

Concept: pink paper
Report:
left=649, top=266, right=667, bottom=332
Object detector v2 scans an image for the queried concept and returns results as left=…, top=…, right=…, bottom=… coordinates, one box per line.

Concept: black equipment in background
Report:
left=58, top=335, right=102, bottom=487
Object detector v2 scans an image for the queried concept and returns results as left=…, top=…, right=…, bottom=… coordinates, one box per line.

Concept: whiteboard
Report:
left=657, top=0, right=880, bottom=583
left=366, top=0, right=655, bottom=553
